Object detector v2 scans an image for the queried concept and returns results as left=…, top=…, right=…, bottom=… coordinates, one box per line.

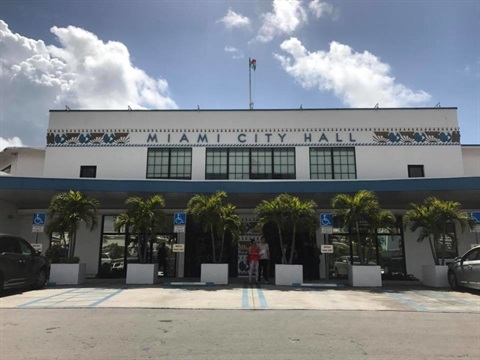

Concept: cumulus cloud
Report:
left=274, top=37, right=431, bottom=107
left=308, top=0, right=335, bottom=19
left=0, top=20, right=177, bottom=147
left=217, top=8, right=251, bottom=30
left=256, top=0, right=307, bottom=43
left=224, top=46, right=244, bottom=59
left=0, top=137, right=24, bottom=152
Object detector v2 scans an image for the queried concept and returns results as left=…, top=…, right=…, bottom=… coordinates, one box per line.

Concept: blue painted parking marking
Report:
left=257, top=288, right=268, bottom=309
left=242, top=286, right=249, bottom=308
left=18, top=288, right=125, bottom=308
left=18, top=288, right=78, bottom=308
left=88, top=289, right=125, bottom=307
left=385, top=292, right=428, bottom=312
left=427, top=291, right=480, bottom=308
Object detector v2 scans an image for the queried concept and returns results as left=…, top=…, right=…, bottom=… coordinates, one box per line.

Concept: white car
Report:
left=334, top=256, right=360, bottom=277
left=447, top=246, right=480, bottom=291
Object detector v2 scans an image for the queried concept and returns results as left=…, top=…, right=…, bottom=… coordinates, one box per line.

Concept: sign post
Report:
left=173, top=212, right=186, bottom=233
left=320, top=214, right=333, bottom=280
left=32, top=213, right=47, bottom=243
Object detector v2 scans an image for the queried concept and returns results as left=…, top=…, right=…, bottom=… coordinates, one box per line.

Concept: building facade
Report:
left=1, top=108, right=479, bottom=281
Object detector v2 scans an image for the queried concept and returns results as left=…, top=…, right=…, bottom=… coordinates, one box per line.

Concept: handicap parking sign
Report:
left=32, top=213, right=46, bottom=225
left=174, top=212, right=186, bottom=225
left=469, top=212, right=480, bottom=224
left=320, top=213, right=333, bottom=227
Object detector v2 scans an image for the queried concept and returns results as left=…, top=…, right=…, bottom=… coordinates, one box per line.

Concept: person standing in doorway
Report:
left=258, top=236, right=270, bottom=283
left=247, top=239, right=260, bottom=284
left=157, top=242, right=168, bottom=277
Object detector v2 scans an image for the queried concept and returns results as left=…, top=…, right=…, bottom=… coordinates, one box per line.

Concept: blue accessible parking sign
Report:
left=32, top=213, right=46, bottom=225
left=174, top=212, right=186, bottom=225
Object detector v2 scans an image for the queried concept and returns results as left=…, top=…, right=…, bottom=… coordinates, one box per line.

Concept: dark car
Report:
left=0, top=234, right=48, bottom=292
left=447, top=245, right=480, bottom=291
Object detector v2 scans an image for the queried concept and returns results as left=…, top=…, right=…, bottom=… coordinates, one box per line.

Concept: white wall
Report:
left=44, top=147, right=147, bottom=179
left=356, top=146, right=464, bottom=179
left=462, top=147, right=480, bottom=176
left=0, top=200, right=19, bottom=235
left=45, top=109, right=463, bottom=180
left=0, top=149, right=45, bottom=177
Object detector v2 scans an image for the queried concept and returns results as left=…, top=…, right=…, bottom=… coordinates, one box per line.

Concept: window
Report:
left=80, top=166, right=97, bottom=178
left=310, top=147, right=356, bottom=179
left=205, top=148, right=295, bottom=180
left=1, top=165, right=11, bottom=174
left=147, top=148, right=192, bottom=179
left=18, top=239, right=33, bottom=256
left=408, top=165, right=424, bottom=178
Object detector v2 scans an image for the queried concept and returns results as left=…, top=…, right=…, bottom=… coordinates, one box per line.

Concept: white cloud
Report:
left=217, top=8, right=251, bottom=30
left=0, top=137, right=24, bottom=152
left=224, top=46, right=244, bottom=59
left=256, top=0, right=307, bottom=43
left=308, top=0, right=335, bottom=19
left=0, top=20, right=177, bottom=147
left=275, top=37, right=431, bottom=107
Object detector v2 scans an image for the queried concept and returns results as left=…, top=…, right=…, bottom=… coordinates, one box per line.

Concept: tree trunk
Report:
left=219, top=233, right=225, bottom=263
left=289, top=223, right=297, bottom=264
left=355, top=221, right=364, bottom=264
left=69, top=232, right=76, bottom=260
left=441, top=234, right=446, bottom=266
left=210, top=224, right=217, bottom=263
left=428, top=235, right=439, bottom=265
left=278, top=227, right=287, bottom=264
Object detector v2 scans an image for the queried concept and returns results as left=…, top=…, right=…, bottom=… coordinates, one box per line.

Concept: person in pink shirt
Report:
left=247, top=239, right=260, bottom=284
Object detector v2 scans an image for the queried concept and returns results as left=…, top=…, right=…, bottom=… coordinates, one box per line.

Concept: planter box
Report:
left=126, top=263, right=158, bottom=285
left=49, top=263, right=86, bottom=285
left=422, top=265, right=449, bottom=288
left=348, top=265, right=382, bottom=287
left=200, top=263, right=229, bottom=285
left=275, top=264, right=303, bottom=286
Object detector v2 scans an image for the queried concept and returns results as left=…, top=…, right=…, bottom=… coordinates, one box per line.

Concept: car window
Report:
left=18, top=239, right=33, bottom=256
left=0, top=236, right=21, bottom=254
left=464, top=249, right=480, bottom=261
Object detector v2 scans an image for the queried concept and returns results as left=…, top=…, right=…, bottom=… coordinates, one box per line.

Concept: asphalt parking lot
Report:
left=1, top=280, right=479, bottom=313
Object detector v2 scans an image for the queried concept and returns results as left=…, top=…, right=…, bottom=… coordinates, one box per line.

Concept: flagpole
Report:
left=249, top=57, right=252, bottom=110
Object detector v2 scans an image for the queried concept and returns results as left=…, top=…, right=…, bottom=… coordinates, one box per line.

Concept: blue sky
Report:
left=1, top=0, right=479, bottom=149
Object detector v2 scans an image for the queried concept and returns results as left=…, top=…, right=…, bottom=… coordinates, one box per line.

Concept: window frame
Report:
left=147, top=148, right=192, bottom=180
left=205, top=147, right=296, bottom=180
left=309, top=147, right=357, bottom=179
left=80, top=165, right=97, bottom=178
left=408, top=165, right=425, bottom=178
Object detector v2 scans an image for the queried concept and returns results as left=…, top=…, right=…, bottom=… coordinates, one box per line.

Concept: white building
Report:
left=1, top=108, right=479, bottom=282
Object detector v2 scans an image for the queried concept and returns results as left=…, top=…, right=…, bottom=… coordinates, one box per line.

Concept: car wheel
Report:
left=0, top=272, right=4, bottom=293
left=448, top=271, right=459, bottom=291
left=32, top=268, right=47, bottom=290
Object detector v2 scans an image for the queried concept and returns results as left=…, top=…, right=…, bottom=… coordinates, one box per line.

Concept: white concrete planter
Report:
left=126, top=263, right=158, bottom=285
left=275, top=264, right=303, bottom=286
left=348, top=265, right=382, bottom=287
left=200, top=263, right=229, bottom=285
left=422, top=265, right=449, bottom=288
left=49, top=263, right=86, bottom=285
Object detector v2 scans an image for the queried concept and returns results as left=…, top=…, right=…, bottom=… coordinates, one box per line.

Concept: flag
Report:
left=249, top=58, right=256, bottom=71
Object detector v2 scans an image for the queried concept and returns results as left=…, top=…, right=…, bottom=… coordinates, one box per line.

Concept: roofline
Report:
left=49, top=107, right=458, bottom=113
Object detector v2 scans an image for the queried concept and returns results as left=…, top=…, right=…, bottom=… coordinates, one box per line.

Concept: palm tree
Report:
left=45, top=190, right=99, bottom=261
left=255, top=194, right=318, bottom=264
left=404, top=197, right=473, bottom=265
left=114, top=195, right=166, bottom=264
left=216, top=204, right=244, bottom=263
left=332, top=190, right=394, bottom=264
left=186, top=191, right=227, bottom=263
left=255, top=195, right=289, bottom=264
